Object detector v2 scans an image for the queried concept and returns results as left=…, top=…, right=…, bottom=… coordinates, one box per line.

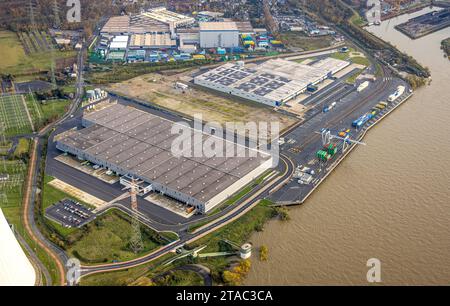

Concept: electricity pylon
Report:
left=53, top=0, right=61, bottom=29
left=128, top=178, right=144, bottom=254
left=28, top=0, right=36, bottom=29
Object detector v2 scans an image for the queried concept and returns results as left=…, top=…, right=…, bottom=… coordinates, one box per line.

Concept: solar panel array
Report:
left=199, top=63, right=293, bottom=98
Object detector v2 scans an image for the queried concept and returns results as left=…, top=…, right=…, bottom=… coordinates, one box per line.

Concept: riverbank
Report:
left=244, top=7, right=450, bottom=286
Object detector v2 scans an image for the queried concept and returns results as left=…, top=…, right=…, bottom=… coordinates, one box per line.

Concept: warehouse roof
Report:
left=101, top=16, right=130, bottom=34
left=235, top=21, right=254, bottom=34
left=141, top=7, right=195, bottom=26
left=57, top=104, right=271, bottom=203
left=129, top=13, right=170, bottom=33
left=130, top=33, right=176, bottom=48
left=199, top=22, right=238, bottom=31
left=194, top=58, right=350, bottom=104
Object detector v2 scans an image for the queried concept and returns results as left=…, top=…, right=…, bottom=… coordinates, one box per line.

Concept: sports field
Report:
left=0, top=94, right=35, bottom=136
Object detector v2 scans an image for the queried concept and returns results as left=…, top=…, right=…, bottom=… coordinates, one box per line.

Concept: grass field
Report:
left=0, top=157, right=63, bottom=285
left=41, top=177, right=176, bottom=265
left=81, top=199, right=277, bottom=285
left=0, top=30, right=76, bottom=77
left=65, top=209, right=173, bottom=264
left=0, top=159, right=27, bottom=225
left=154, top=270, right=204, bottom=286
left=279, top=32, right=335, bottom=51
left=13, top=138, right=30, bottom=158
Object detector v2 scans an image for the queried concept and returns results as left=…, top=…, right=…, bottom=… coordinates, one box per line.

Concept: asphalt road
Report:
left=79, top=153, right=294, bottom=277
left=26, top=34, right=407, bottom=283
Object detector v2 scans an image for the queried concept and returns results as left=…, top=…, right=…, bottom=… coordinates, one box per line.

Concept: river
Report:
left=245, top=7, right=450, bottom=285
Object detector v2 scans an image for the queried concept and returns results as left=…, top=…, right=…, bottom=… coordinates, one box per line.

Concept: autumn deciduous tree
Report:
left=222, top=259, right=252, bottom=285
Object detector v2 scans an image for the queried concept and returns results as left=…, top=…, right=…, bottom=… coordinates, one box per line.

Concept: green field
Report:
left=0, top=159, right=27, bottom=224
left=41, top=176, right=176, bottom=264
left=0, top=31, right=25, bottom=71
left=351, top=56, right=370, bottom=66
left=0, top=30, right=76, bottom=77
left=65, top=209, right=173, bottom=264
left=279, top=32, right=334, bottom=51
left=81, top=199, right=277, bottom=285
left=0, top=158, right=64, bottom=285
left=154, top=270, right=204, bottom=286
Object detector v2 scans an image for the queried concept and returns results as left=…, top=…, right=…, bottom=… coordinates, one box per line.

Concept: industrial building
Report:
left=54, top=103, right=273, bottom=214
left=141, top=7, right=195, bottom=29
left=235, top=21, right=255, bottom=35
left=101, top=16, right=131, bottom=35
left=109, top=35, right=129, bottom=50
left=194, top=58, right=350, bottom=107
left=101, top=8, right=194, bottom=36
left=199, top=22, right=240, bottom=48
left=177, top=27, right=200, bottom=53
left=129, top=33, right=176, bottom=49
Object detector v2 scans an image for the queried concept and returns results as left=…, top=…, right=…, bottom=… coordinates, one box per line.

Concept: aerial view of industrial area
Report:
left=0, top=0, right=449, bottom=293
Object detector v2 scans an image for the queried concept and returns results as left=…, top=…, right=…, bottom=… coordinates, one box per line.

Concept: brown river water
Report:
left=245, top=7, right=450, bottom=285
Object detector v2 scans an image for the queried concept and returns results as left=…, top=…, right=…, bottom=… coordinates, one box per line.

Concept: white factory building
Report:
left=0, top=209, right=36, bottom=286
left=199, top=22, right=240, bottom=49
left=194, top=58, right=350, bottom=107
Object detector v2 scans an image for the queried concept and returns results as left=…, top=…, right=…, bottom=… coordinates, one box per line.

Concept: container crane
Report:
left=318, top=128, right=366, bottom=153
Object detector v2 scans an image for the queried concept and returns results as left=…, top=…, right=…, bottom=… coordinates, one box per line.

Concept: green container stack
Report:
left=317, top=150, right=331, bottom=161
left=325, top=144, right=337, bottom=156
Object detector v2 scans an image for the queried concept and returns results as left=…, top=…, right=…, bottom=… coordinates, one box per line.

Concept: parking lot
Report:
left=45, top=198, right=96, bottom=228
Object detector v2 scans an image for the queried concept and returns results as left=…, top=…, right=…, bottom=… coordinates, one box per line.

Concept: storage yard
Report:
left=194, top=58, right=350, bottom=106
left=107, top=72, right=297, bottom=132
left=54, top=103, right=273, bottom=214
left=395, top=8, right=450, bottom=39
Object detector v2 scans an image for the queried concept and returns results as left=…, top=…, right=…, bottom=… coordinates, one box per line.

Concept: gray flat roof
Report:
left=58, top=104, right=271, bottom=203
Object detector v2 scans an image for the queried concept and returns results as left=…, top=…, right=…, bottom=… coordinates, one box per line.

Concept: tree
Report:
left=259, top=245, right=269, bottom=261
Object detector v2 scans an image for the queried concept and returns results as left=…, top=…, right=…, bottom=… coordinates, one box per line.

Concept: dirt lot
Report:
left=107, top=73, right=297, bottom=134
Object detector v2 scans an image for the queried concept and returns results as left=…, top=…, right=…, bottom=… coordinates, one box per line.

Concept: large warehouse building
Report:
left=193, top=58, right=350, bottom=107
left=55, top=104, right=273, bottom=214
left=199, top=22, right=240, bottom=48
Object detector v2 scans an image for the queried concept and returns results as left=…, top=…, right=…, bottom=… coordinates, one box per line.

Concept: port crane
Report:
left=318, top=128, right=366, bottom=153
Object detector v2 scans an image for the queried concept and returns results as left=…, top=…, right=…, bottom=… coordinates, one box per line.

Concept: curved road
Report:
left=22, top=34, right=395, bottom=285
left=79, top=153, right=295, bottom=278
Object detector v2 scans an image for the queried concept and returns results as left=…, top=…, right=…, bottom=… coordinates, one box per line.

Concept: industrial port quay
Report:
left=43, top=45, right=412, bottom=279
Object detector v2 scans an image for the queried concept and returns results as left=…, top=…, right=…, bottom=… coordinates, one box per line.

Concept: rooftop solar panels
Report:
left=265, top=80, right=285, bottom=90
left=249, top=76, right=270, bottom=86
left=214, top=77, right=237, bottom=86
left=253, top=87, right=274, bottom=96
left=193, top=58, right=351, bottom=105
left=236, top=82, right=258, bottom=92
left=228, top=71, right=250, bottom=80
